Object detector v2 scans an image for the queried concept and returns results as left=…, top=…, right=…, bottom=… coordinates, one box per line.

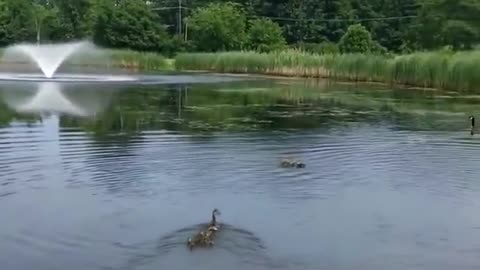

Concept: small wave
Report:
left=109, top=223, right=290, bottom=270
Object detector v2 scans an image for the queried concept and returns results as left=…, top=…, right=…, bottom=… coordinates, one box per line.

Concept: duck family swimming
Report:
left=187, top=208, right=221, bottom=250
left=280, top=158, right=305, bottom=168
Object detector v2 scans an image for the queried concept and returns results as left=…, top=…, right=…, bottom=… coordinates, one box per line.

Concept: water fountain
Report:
left=0, top=40, right=138, bottom=83
left=6, top=41, right=91, bottom=78
left=0, top=40, right=246, bottom=84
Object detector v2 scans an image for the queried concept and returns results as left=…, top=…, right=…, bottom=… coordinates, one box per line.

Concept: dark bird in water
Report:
left=208, top=208, right=221, bottom=228
left=187, top=209, right=221, bottom=250
left=280, top=158, right=305, bottom=168
left=470, top=115, right=475, bottom=135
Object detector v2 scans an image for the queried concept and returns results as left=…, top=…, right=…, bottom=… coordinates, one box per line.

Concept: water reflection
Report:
left=0, top=78, right=476, bottom=134
left=2, top=78, right=480, bottom=270
left=0, top=82, right=113, bottom=117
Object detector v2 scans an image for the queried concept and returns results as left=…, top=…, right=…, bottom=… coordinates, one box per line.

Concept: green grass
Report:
left=175, top=50, right=480, bottom=92
left=66, top=49, right=171, bottom=71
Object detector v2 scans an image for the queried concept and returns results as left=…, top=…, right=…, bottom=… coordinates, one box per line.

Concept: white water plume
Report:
left=2, top=41, right=94, bottom=78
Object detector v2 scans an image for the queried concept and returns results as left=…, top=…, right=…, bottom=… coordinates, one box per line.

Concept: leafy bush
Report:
left=339, top=24, right=376, bottom=53
left=246, top=18, right=286, bottom=52
left=93, top=0, right=168, bottom=52
left=187, top=2, right=247, bottom=52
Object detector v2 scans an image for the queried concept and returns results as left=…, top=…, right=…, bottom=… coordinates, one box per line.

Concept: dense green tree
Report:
left=93, top=0, right=169, bottom=52
left=0, top=0, right=479, bottom=54
left=32, top=2, right=64, bottom=43
left=320, top=0, right=354, bottom=42
left=247, top=18, right=286, bottom=52
left=187, top=2, right=247, bottom=51
left=53, top=0, right=93, bottom=39
left=260, top=0, right=355, bottom=44
left=413, top=0, right=480, bottom=50
left=442, top=20, right=478, bottom=50
left=338, top=24, right=375, bottom=53
left=279, top=0, right=326, bottom=43
left=149, top=0, right=264, bottom=35
left=373, top=0, right=419, bottom=52
left=0, top=0, right=36, bottom=46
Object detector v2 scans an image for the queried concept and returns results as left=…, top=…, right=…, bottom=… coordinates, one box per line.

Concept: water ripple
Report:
left=3, top=81, right=480, bottom=270
left=1, top=120, right=479, bottom=203
left=106, top=223, right=303, bottom=270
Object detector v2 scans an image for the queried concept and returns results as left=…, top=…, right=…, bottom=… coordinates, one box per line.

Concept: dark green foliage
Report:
left=247, top=18, right=287, bottom=52
left=53, top=0, right=93, bottom=39
left=372, top=0, right=419, bottom=52
left=163, top=35, right=195, bottom=57
left=0, top=0, right=480, bottom=55
left=442, top=20, right=478, bottom=50
left=0, top=0, right=36, bottom=46
left=320, top=0, right=355, bottom=42
left=93, top=0, right=169, bottom=52
left=187, top=2, right=248, bottom=52
left=279, top=0, right=326, bottom=43
left=338, top=24, right=374, bottom=53
left=412, top=0, right=480, bottom=50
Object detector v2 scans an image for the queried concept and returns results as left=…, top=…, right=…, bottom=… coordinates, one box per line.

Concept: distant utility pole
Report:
left=151, top=1, right=185, bottom=37
left=178, top=0, right=182, bottom=36
left=184, top=21, right=188, bottom=41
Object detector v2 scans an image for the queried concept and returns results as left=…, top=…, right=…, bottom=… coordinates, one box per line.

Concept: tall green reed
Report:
left=175, top=50, right=480, bottom=92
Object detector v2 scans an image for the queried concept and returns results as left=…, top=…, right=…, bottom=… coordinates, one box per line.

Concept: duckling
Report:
left=280, top=159, right=292, bottom=167
left=294, top=161, right=306, bottom=168
left=187, top=226, right=217, bottom=249
left=280, top=158, right=305, bottom=168
left=470, top=115, right=475, bottom=135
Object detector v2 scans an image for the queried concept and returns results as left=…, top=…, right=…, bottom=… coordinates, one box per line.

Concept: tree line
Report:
left=0, top=0, right=479, bottom=56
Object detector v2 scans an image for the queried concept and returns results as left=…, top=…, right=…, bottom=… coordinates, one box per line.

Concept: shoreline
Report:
left=0, top=59, right=451, bottom=93
left=174, top=51, right=480, bottom=92
left=177, top=69, right=441, bottom=92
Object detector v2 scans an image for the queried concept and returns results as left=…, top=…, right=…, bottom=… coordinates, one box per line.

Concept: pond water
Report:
left=1, top=74, right=480, bottom=270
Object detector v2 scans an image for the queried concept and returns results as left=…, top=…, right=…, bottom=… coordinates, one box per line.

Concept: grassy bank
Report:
left=175, top=50, right=480, bottom=92
left=89, top=49, right=171, bottom=71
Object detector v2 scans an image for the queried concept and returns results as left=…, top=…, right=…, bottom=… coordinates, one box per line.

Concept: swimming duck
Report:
left=280, top=158, right=305, bottom=168
left=208, top=208, right=221, bottom=228
left=470, top=115, right=475, bottom=135
left=187, top=209, right=221, bottom=250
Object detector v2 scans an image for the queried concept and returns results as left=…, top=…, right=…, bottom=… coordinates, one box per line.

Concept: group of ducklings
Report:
left=187, top=208, right=221, bottom=250
left=280, top=158, right=305, bottom=168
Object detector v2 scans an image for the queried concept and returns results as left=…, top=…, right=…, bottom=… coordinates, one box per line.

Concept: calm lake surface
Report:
left=1, top=73, right=480, bottom=270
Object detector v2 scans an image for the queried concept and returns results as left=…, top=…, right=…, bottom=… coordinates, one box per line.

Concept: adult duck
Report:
left=470, top=115, right=475, bottom=135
